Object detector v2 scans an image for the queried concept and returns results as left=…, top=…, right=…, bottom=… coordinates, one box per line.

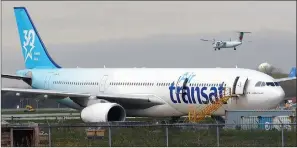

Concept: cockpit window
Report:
left=255, top=81, right=280, bottom=87
left=266, top=82, right=275, bottom=86
left=255, top=81, right=262, bottom=87
left=274, top=82, right=280, bottom=86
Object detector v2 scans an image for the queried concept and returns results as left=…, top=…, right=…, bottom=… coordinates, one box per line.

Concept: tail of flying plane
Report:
left=14, top=7, right=61, bottom=69
left=237, top=31, right=251, bottom=42
left=288, top=67, right=296, bottom=78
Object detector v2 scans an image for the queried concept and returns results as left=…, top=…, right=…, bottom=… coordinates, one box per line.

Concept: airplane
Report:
left=201, top=31, right=251, bottom=51
left=1, top=7, right=295, bottom=123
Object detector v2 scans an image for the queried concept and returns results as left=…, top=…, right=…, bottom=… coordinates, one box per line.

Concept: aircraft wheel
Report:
left=218, top=48, right=220, bottom=50
left=234, top=48, right=236, bottom=50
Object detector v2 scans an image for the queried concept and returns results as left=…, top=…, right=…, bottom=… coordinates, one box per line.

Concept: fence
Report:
left=3, top=122, right=296, bottom=147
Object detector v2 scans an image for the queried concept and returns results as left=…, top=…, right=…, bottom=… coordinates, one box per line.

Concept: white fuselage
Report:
left=20, top=68, right=285, bottom=117
left=213, top=41, right=242, bottom=48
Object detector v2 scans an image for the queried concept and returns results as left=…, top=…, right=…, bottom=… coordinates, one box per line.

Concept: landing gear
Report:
left=234, top=48, right=236, bottom=50
left=169, top=116, right=180, bottom=123
left=218, top=48, right=220, bottom=50
left=214, top=48, right=216, bottom=51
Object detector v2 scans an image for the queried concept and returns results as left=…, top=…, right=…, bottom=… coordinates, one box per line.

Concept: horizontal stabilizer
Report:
left=2, top=74, right=31, bottom=80
left=2, top=74, right=32, bottom=85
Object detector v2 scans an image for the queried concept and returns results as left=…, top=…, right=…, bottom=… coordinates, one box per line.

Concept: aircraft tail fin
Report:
left=237, top=31, right=251, bottom=42
left=14, top=7, right=61, bottom=69
left=288, top=67, right=296, bottom=78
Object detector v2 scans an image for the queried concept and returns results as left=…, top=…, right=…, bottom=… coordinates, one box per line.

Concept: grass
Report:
left=46, top=125, right=296, bottom=147
left=7, top=118, right=295, bottom=147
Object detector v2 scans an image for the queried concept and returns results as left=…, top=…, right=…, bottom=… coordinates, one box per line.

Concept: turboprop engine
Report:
left=80, top=103, right=126, bottom=122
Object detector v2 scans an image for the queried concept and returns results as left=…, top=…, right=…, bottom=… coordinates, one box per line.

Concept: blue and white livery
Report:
left=2, top=7, right=295, bottom=123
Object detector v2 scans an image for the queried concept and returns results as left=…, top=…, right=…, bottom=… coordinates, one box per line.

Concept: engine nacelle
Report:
left=80, top=103, right=126, bottom=122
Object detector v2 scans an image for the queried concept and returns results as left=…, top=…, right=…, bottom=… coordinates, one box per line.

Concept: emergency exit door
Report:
left=99, top=75, right=108, bottom=92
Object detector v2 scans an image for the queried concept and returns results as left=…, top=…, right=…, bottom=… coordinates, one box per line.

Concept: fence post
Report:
left=165, top=125, right=169, bottom=147
left=278, top=117, right=284, bottom=147
left=215, top=121, right=220, bottom=147
left=281, top=124, right=284, bottom=147
left=48, top=125, right=52, bottom=147
left=108, top=126, right=112, bottom=147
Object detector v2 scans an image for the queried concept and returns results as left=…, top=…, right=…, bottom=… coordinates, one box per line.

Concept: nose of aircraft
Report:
left=272, top=87, right=285, bottom=104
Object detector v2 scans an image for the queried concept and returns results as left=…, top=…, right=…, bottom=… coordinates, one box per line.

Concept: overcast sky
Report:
left=1, top=1, right=296, bottom=87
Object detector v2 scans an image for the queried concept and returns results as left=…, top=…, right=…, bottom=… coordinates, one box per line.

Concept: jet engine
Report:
left=80, top=103, right=126, bottom=122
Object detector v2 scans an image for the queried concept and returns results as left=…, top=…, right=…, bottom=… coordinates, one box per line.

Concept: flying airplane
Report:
left=1, top=7, right=295, bottom=123
left=201, top=31, right=251, bottom=51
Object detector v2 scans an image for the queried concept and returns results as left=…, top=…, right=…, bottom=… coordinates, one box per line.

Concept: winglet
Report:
left=288, top=67, right=296, bottom=78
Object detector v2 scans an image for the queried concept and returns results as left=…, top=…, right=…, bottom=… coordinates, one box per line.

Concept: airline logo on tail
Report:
left=23, top=29, right=36, bottom=62
left=14, top=7, right=61, bottom=69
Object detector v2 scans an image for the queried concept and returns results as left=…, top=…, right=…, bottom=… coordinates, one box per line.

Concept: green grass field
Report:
left=5, top=118, right=296, bottom=147
left=47, top=124, right=296, bottom=147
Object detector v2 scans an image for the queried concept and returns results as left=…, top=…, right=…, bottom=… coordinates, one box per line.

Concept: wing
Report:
left=1, top=88, right=165, bottom=109
left=200, top=39, right=213, bottom=42
left=275, top=77, right=296, bottom=99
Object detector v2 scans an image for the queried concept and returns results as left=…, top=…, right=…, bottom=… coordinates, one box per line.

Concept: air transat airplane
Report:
left=1, top=7, right=296, bottom=123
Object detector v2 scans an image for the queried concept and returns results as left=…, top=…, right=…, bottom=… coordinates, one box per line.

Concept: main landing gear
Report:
left=234, top=47, right=236, bottom=50
left=214, top=48, right=220, bottom=51
left=169, top=116, right=180, bottom=123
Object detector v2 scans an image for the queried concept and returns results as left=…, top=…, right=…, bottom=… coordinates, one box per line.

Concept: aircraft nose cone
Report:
left=274, top=88, right=285, bottom=101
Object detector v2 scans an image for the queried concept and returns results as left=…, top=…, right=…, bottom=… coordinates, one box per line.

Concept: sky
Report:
left=1, top=1, right=296, bottom=87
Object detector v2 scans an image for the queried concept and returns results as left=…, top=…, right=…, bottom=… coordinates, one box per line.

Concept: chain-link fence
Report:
left=13, top=123, right=295, bottom=147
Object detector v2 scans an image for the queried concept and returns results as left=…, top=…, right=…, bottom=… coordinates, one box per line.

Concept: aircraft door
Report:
left=99, top=75, right=108, bottom=92
left=44, top=75, right=52, bottom=89
left=232, top=76, right=248, bottom=95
